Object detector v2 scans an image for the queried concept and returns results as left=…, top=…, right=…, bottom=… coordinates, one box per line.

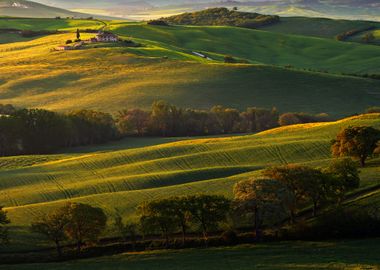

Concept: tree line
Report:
left=0, top=101, right=331, bottom=156
left=115, top=100, right=330, bottom=137
left=134, top=157, right=361, bottom=245
left=1, top=125, right=377, bottom=256
left=335, top=26, right=376, bottom=41
left=0, top=106, right=118, bottom=156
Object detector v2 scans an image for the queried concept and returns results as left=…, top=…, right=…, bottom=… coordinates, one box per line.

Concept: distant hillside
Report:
left=0, top=22, right=380, bottom=116
left=0, top=0, right=114, bottom=19
left=234, top=1, right=380, bottom=22
left=28, top=0, right=380, bottom=21
left=161, top=8, right=280, bottom=28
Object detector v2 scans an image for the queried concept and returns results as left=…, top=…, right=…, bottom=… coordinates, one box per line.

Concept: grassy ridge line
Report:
left=2, top=114, right=380, bottom=225
left=0, top=33, right=379, bottom=115
left=261, top=17, right=380, bottom=39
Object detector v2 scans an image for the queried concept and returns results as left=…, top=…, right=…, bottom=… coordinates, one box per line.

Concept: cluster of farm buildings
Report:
left=56, top=31, right=119, bottom=51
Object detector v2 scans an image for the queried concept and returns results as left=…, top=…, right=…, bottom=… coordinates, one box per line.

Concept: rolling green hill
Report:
left=110, top=23, right=380, bottom=74
left=1, top=8, right=380, bottom=268
left=0, top=20, right=380, bottom=116
left=1, top=113, right=380, bottom=251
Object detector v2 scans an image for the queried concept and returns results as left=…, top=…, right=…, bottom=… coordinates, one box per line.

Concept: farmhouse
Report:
left=55, top=42, right=83, bottom=51
left=95, top=32, right=118, bottom=42
left=55, top=45, right=72, bottom=51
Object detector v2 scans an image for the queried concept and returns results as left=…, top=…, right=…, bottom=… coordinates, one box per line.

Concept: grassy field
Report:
left=1, top=16, right=380, bottom=254
left=0, top=25, right=380, bottom=115
left=1, top=114, right=380, bottom=251
left=1, top=12, right=380, bottom=270
left=2, top=239, right=380, bottom=270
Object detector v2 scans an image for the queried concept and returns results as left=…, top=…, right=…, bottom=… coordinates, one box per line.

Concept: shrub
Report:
left=278, top=113, right=302, bottom=126
left=288, top=208, right=380, bottom=240
left=362, top=33, right=375, bottom=43
left=147, top=240, right=166, bottom=250
left=221, top=230, right=239, bottom=245
left=224, top=55, right=236, bottom=63
left=279, top=112, right=330, bottom=126
left=147, top=20, right=169, bottom=26
left=66, top=40, right=73, bottom=44
left=366, top=106, right=380, bottom=114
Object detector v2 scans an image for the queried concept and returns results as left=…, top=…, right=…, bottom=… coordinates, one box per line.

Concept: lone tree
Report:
left=233, top=179, right=293, bottom=239
left=0, top=207, right=10, bottom=245
left=169, top=196, right=192, bottom=245
left=362, top=32, right=375, bottom=43
left=297, top=169, right=335, bottom=217
left=186, top=195, right=230, bottom=245
left=76, top=28, right=81, bottom=40
left=113, top=212, right=138, bottom=250
left=263, top=165, right=309, bottom=223
left=138, top=200, right=177, bottom=247
left=323, top=158, right=360, bottom=203
left=31, top=208, right=69, bottom=257
left=326, top=158, right=360, bottom=190
left=116, top=109, right=150, bottom=136
left=63, top=202, right=107, bottom=252
left=264, top=165, right=339, bottom=218
left=332, top=126, right=380, bottom=167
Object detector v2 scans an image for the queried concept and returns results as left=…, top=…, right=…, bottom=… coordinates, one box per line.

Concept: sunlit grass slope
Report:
left=2, top=114, right=380, bottom=230
left=0, top=33, right=380, bottom=116
left=111, top=23, right=380, bottom=74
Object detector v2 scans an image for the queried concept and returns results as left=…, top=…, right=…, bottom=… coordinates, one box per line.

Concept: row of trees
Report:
left=335, top=26, right=376, bottom=41
left=131, top=158, right=360, bottom=245
left=115, top=101, right=330, bottom=137
left=0, top=101, right=332, bottom=156
left=0, top=107, right=118, bottom=156
left=137, top=195, right=230, bottom=247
